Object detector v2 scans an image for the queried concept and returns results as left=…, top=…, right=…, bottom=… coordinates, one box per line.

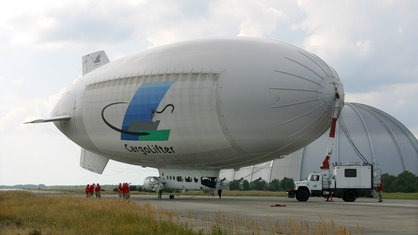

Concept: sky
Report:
left=1, top=0, right=417, bottom=186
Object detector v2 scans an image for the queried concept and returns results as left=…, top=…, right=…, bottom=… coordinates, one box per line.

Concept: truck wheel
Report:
left=343, top=190, right=356, bottom=202
left=296, top=190, right=309, bottom=202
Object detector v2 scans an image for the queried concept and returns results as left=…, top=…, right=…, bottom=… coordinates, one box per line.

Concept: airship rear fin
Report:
left=80, top=149, right=109, bottom=174
left=82, top=50, right=110, bottom=75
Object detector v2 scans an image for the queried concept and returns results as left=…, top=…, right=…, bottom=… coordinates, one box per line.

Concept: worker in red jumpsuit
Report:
left=95, top=183, right=101, bottom=198
left=85, top=184, right=90, bottom=198
left=118, top=183, right=123, bottom=198
left=377, top=182, right=383, bottom=202
left=89, top=183, right=95, bottom=198
left=321, top=156, right=330, bottom=169
left=123, top=183, right=130, bottom=199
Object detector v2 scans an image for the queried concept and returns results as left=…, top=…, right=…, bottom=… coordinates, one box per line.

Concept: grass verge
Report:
left=381, top=192, right=418, bottom=199
left=1, top=191, right=360, bottom=235
left=0, top=191, right=197, bottom=235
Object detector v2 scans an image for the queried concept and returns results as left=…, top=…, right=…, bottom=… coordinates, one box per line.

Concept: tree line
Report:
left=229, top=171, right=418, bottom=193
left=381, top=171, right=418, bottom=193
left=229, top=177, right=295, bottom=191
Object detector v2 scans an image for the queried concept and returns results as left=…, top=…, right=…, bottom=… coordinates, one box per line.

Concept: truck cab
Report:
left=290, top=170, right=329, bottom=201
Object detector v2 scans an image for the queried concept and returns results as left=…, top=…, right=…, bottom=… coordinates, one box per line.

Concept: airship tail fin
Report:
left=80, top=149, right=109, bottom=174
left=82, top=50, right=110, bottom=75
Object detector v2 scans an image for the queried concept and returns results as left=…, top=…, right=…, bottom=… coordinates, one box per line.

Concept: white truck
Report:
left=288, top=163, right=381, bottom=202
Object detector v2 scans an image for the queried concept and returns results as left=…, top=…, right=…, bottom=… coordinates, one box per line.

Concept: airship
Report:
left=27, top=38, right=344, bottom=197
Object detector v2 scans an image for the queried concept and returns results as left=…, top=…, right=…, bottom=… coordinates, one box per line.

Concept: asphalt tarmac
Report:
left=130, top=194, right=418, bottom=235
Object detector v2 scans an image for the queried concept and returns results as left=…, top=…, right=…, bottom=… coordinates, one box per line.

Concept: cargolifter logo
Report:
left=101, top=81, right=175, bottom=141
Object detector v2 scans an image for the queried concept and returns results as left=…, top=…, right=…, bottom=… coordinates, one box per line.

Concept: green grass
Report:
left=0, top=191, right=198, bottom=235
left=381, top=192, right=418, bottom=199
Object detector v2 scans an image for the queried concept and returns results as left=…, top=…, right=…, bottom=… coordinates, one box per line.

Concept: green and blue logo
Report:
left=101, top=81, right=174, bottom=141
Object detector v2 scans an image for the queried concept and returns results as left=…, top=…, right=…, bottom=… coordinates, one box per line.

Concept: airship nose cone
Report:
left=228, top=49, right=345, bottom=156
left=319, top=67, right=345, bottom=119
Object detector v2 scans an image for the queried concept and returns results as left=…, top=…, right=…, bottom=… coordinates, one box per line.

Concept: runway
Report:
left=130, top=194, right=418, bottom=235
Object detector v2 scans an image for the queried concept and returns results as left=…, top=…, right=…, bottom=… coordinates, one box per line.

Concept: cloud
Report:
left=0, top=0, right=305, bottom=50
left=295, top=0, right=418, bottom=92
left=0, top=82, right=69, bottom=185
left=346, top=81, right=418, bottom=138
left=0, top=79, right=64, bottom=133
left=1, top=2, right=130, bottom=49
